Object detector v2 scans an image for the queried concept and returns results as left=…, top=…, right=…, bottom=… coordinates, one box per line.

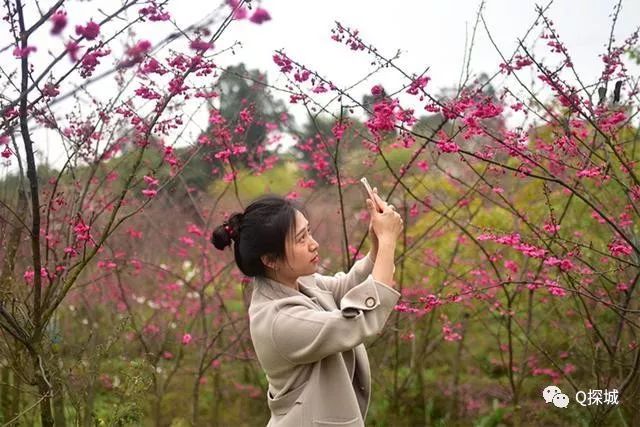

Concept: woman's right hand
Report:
left=366, top=189, right=404, bottom=243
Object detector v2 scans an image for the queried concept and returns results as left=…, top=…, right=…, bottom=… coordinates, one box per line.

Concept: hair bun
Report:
left=211, top=212, right=243, bottom=250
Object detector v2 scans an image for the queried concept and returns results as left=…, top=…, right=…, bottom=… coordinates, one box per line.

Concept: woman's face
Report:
left=268, top=210, right=320, bottom=283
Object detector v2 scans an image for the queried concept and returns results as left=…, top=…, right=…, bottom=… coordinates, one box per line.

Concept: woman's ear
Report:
left=261, top=254, right=277, bottom=270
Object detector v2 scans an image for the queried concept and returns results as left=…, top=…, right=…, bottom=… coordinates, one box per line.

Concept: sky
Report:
left=1, top=0, right=639, bottom=172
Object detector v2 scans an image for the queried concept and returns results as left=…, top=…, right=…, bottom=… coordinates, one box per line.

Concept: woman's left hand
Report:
left=368, top=220, right=379, bottom=260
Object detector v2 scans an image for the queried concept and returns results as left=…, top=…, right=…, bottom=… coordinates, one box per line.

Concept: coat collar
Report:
left=252, top=274, right=335, bottom=310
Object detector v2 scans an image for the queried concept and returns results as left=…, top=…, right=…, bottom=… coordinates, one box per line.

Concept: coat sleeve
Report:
left=271, top=275, right=401, bottom=365
left=314, top=253, right=376, bottom=303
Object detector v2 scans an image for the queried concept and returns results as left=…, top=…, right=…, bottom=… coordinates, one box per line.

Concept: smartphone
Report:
left=360, top=177, right=383, bottom=212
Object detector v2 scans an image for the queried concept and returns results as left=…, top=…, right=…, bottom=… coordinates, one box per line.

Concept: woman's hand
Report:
left=366, top=188, right=404, bottom=244
left=367, top=188, right=382, bottom=259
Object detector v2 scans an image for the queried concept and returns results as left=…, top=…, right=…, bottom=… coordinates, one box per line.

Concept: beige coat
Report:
left=248, top=254, right=401, bottom=427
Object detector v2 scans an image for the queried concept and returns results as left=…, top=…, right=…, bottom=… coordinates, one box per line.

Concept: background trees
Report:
left=1, top=0, right=638, bottom=426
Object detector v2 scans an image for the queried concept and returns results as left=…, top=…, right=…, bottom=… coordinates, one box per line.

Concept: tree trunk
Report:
left=191, top=374, right=201, bottom=426
left=9, top=372, right=20, bottom=426
left=52, top=375, right=67, bottom=427
left=36, top=365, right=54, bottom=427
left=82, top=382, right=95, bottom=427
left=1, top=367, right=10, bottom=424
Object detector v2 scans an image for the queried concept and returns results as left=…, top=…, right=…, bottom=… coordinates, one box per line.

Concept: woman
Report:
left=211, top=188, right=403, bottom=427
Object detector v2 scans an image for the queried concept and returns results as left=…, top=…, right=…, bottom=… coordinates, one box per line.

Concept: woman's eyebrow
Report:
left=295, top=221, right=309, bottom=238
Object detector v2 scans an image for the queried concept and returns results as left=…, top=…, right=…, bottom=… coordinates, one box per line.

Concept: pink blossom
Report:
left=136, top=86, right=161, bottom=100
left=123, top=40, right=152, bottom=66
left=73, top=221, right=91, bottom=242
left=42, top=83, right=60, bottom=98
left=576, top=167, right=602, bottom=179
left=226, top=0, right=248, bottom=19
left=24, top=270, right=35, bottom=282
left=190, top=38, right=213, bottom=52
left=142, top=189, right=157, bottom=198
left=406, top=76, right=430, bottom=95
left=543, top=222, right=560, bottom=234
left=298, top=179, right=316, bottom=189
left=608, top=239, right=632, bottom=257
left=12, top=46, right=37, bottom=58
left=80, top=48, right=110, bottom=78
left=139, top=3, right=171, bottom=21
left=312, top=84, right=328, bottom=93
left=187, top=224, right=204, bottom=236
left=504, top=260, right=518, bottom=273
left=75, top=21, right=100, bottom=40
left=140, top=58, right=166, bottom=75
left=249, top=8, right=271, bottom=24
left=143, top=175, right=159, bottom=186
left=442, top=321, right=462, bottom=341
left=180, top=236, right=195, bottom=247
left=366, top=99, right=399, bottom=137
left=65, top=40, right=82, bottom=62
left=222, top=171, right=237, bottom=183
left=436, top=139, right=460, bottom=153
left=181, top=333, right=193, bottom=345
left=1, top=147, right=12, bottom=158
left=545, top=279, right=566, bottom=297
left=168, top=76, right=188, bottom=95
left=599, top=110, right=627, bottom=132
left=273, top=53, right=293, bottom=73
left=294, top=69, right=310, bottom=82
left=50, top=10, right=67, bottom=35
left=370, top=85, right=384, bottom=96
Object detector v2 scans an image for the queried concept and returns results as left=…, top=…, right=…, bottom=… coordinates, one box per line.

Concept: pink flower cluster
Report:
left=12, top=46, right=37, bottom=58
left=499, top=55, right=533, bottom=74
left=142, top=175, right=159, bottom=198
left=50, top=10, right=67, bottom=35
left=139, top=3, right=171, bottom=21
left=608, top=239, right=632, bottom=257
left=75, top=20, right=100, bottom=40
left=80, top=48, right=110, bottom=78
left=330, top=23, right=365, bottom=51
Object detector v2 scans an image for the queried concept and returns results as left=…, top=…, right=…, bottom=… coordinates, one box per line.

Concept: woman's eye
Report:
left=298, top=228, right=311, bottom=243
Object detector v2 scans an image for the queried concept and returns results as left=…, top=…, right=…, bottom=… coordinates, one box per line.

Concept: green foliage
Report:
left=208, top=161, right=300, bottom=198
left=93, top=360, right=154, bottom=426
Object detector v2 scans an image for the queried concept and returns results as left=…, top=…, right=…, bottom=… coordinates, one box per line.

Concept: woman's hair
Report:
left=211, top=195, right=307, bottom=277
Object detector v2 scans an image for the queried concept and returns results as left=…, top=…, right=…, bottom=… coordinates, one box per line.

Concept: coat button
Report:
left=365, top=297, right=376, bottom=308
